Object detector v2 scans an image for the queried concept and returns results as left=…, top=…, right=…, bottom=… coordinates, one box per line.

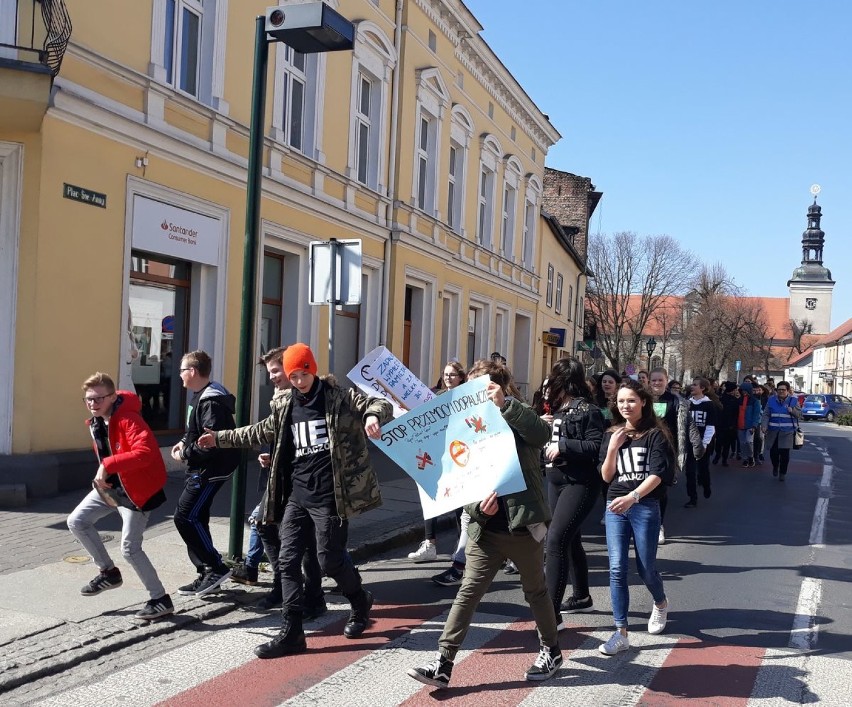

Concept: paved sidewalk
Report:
left=0, top=452, right=431, bottom=695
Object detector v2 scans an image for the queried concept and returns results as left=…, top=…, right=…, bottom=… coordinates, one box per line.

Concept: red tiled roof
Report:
left=592, top=295, right=794, bottom=339
left=814, top=317, right=852, bottom=346
left=785, top=347, right=814, bottom=367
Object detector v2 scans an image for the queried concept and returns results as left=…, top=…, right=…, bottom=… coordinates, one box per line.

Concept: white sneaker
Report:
left=648, top=600, right=669, bottom=635
left=407, top=541, right=437, bottom=563
left=658, top=526, right=666, bottom=545
left=599, top=629, right=630, bottom=656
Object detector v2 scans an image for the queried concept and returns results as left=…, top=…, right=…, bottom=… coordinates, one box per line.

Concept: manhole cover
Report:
left=64, top=555, right=91, bottom=564
left=99, top=533, right=114, bottom=543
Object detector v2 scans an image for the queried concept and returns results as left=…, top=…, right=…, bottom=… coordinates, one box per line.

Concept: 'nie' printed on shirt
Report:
left=617, top=446, right=650, bottom=482
left=692, top=409, right=707, bottom=427
left=293, top=420, right=330, bottom=458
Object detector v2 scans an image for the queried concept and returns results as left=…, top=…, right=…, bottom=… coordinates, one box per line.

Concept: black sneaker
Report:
left=503, top=559, right=519, bottom=575
left=407, top=654, right=454, bottom=689
left=230, top=563, right=259, bottom=586
left=560, top=595, right=593, bottom=612
left=343, top=589, right=373, bottom=638
left=772, top=466, right=779, bottom=477
left=255, top=591, right=283, bottom=611
left=525, top=644, right=563, bottom=681
left=432, top=566, right=464, bottom=586
left=683, top=500, right=697, bottom=509
left=303, top=600, right=328, bottom=621
left=703, top=486, right=712, bottom=499
left=80, top=567, right=123, bottom=596
left=254, top=615, right=307, bottom=659
left=177, top=573, right=205, bottom=596
left=134, top=594, right=174, bottom=620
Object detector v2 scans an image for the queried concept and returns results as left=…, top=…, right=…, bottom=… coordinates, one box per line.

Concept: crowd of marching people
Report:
left=65, top=344, right=803, bottom=689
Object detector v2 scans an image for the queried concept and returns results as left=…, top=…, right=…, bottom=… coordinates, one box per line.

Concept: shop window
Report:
left=129, top=252, right=190, bottom=433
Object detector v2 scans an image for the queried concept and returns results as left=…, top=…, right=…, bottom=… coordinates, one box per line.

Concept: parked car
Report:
left=801, top=394, right=852, bottom=422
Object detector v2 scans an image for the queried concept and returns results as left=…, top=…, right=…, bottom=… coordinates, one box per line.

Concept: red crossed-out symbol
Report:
left=416, top=451, right=433, bottom=470
left=444, top=487, right=451, bottom=497
left=465, top=416, right=487, bottom=433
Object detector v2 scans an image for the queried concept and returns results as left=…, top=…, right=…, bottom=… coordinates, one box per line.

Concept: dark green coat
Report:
left=214, top=378, right=392, bottom=523
left=465, top=397, right=551, bottom=540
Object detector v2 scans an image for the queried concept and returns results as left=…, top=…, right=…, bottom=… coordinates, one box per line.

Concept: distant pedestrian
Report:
left=713, top=382, right=739, bottom=466
left=408, top=359, right=561, bottom=688
left=683, top=378, right=718, bottom=508
left=648, top=368, right=703, bottom=544
left=736, top=381, right=762, bottom=468
left=198, top=343, right=392, bottom=658
left=171, top=350, right=240, bottom=597
left=67, top=373, right=172, bottom=620
left=761, top=381, right=802, bottom=480
left=598, top=380, right=673, bottom=656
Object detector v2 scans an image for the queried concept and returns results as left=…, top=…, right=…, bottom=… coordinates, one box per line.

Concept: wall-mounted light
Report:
left=135, top=151, right=149, bottom=176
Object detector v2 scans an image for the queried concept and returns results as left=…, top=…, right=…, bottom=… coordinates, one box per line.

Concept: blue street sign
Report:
left=735, top=360, right=741, bottom=372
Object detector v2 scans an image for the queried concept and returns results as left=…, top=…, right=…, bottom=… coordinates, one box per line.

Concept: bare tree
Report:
left=586, top=232, right=696, bottom=371
left=680, top=265, right=768, bottom=380
left=789, top=318, right=814, bottom=353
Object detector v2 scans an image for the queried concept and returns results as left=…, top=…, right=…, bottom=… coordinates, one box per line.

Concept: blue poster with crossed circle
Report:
left=372, top=376, right=526, bottom=519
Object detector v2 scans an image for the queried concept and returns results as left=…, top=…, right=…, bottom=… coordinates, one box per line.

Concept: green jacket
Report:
left=465, top=397, right=552, bottom=541
left=214, top=378, right=392, bottom=523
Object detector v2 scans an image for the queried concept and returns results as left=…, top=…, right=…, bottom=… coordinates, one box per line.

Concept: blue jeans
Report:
left=245, top=503, right=264, bottom=568
left=605, top=499, right=666, bottom=628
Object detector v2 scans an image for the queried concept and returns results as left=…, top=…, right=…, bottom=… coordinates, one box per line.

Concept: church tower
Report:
left=787, top=188, right=834, bottom=334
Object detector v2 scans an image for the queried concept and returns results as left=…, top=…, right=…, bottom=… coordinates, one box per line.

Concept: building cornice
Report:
left=414, top=0, right=561, bottom=151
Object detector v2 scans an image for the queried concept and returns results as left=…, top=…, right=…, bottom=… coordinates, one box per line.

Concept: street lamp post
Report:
left=228, top=5, right=355, bottom=560
left=646, top=336, right=657, bottom=372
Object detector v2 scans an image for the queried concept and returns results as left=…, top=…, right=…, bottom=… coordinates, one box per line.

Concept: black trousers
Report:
left=258, top=521, right=324, bottom=607
left=545, top=478, right=599, bottom=613
left=684, top=445, right=711, bottom=503
left=279, top=500, right=363, bottom=615
left=174, top=473, right=226, bottom=572
left=715, top=428, right=737, bottom=462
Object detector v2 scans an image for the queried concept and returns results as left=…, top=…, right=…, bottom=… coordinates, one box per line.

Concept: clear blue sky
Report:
left=464, top=0, right=851, bottom=329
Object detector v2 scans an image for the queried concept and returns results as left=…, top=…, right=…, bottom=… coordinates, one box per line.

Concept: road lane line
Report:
left=789, top=577, right=822, bottom=651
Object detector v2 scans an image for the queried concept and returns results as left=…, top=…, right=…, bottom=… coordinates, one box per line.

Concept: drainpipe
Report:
left=379, top=0, right=404, bottom=345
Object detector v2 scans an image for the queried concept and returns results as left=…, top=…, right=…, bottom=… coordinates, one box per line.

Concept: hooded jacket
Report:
left=737, top=382, right=762, bottom=430
left=179, top=381, right=240, bottom=480
left=213, top=377, right=392, bottom=523
left=88, top=391, right=167, bottom=510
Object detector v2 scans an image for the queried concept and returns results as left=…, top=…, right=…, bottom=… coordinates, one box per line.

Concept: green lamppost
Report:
left=229, top=4, right=355, bottom=559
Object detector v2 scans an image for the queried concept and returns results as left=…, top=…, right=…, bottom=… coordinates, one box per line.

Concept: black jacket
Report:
left=719, top=392, right=740, bottom=429
left=545, top=398, right=605, bottom=486
left=180, top=381, right=240, bottom=480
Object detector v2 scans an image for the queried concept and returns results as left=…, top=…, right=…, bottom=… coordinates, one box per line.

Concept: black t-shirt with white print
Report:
left=289, top=379, right=334, bottom=509
left=689, top=398, right=717, bottom=440
left=599, top=427, right=670, bottom=501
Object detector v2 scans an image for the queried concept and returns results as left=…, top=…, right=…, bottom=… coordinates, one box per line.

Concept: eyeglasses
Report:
left=179, top=367, right=194, bottom=373
left=444, top=373, right=460, bottom=378
left=83, top=394, right=113, bottom=405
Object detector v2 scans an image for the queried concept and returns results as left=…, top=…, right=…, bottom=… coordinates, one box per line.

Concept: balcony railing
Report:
left=0, top=0, right=72, bottom=77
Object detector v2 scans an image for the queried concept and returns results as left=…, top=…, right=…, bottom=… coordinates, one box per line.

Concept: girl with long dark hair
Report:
left=598, top=380, right=673, bottom=656
left=543, top=358, right=605, bottom=622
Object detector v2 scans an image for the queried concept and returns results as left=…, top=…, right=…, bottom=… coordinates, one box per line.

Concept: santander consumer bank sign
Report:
left=131, top=195, right=221, bottom=266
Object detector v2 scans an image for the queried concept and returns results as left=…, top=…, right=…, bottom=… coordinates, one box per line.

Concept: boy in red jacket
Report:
left=66, top=372, right=172, bottom=620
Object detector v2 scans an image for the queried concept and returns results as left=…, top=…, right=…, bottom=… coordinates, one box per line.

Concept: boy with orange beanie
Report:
left=199, top=343, right=392, bottom=658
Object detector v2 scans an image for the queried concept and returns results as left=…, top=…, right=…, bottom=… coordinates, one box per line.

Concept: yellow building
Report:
left=0, top=0, right=565, bottom=495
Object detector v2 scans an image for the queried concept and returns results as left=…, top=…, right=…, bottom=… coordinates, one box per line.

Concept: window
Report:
left=273, top=44, right=321, bottom=155
left=151, top=0, right=227, bottom=109
left=129, top=253, right=191, bottom=433
left=447, top=143, right=460, bottom=229
left=428, top=29, right=437, bottom=52
left=546, top=264, right=554, bottom=307
left=413, top=68, right=448, bottom=216
left=501, top=183, right=517, bottom=258
left=447, top=105, right=473, bottom=234
left=522, top=176, right=542, bottom=269
left=567, top=285, right=573, bottom=321
left=164, top=0, right=202, bottom=96
left=555, top=274, right=563, bottom=314
left=355, top=73, right=375, bottom=185
left=348, top=22, right=397, bottom=192
left=477, top=135, right=503, bottom=250
left=416, top=115, right=433, bottom=211
left=477, top=166, right=495, bottom=247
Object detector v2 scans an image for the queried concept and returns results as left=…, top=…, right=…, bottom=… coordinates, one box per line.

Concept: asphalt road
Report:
left=7, top=423, right=850, bottom=705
